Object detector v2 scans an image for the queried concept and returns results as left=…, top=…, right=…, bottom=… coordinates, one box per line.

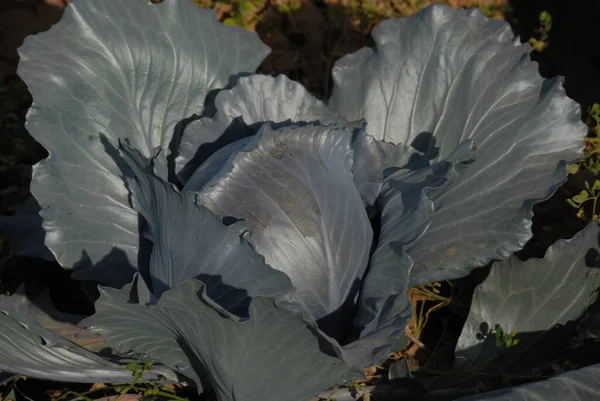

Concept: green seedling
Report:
left=528, top=10, right=552, bottom=52
left=575, top=104, right=600, bottom=175
left=53, top=360, right=188, bottom=401
left=494, top=325, right=520, bottom=349
left=567, top=179, right=600, bottom=221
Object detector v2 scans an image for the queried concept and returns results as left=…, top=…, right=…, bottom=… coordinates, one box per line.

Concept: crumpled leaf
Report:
left=329, top=4, right=585, bottom=284
left=81, top=279, right=362, bottom=400
left=0, top=287, right=178, bottom=384
left=18, top=0, right=269, bottom=286
left=177, top=74, right=339, bottom=185
left=199, top=124, right=373, bottom=338
left=119, top=142, right=293, bottom=315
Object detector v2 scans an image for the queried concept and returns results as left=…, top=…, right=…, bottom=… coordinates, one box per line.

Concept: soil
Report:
left=1, top=0, right=600, bottom=400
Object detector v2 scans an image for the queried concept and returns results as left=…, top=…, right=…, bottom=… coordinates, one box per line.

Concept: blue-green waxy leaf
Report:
left=330, top=4, right=527, bottom=147
left=338, top=293, right=412, bottom=368
left=329, top=4, right=585, bottom=284
left=18, top=0, right=269, bottom=286
left=199, top=124, right=373, bottom=338
left=350, top=130, right=415, bottom=206
left=339, top=158, right=453, bottom=368
left=0, top=288, right=178, bottom=384
left=176, top=74, right=338, bottom=185
left=81, top=279, right=362, bottom=400
left=358, top=175, right=435, bottom=326
left=183, top=137, right=254, bottom=193
left=456, top=363, right=600, bottom=401
left=315, top=362, right=600, bottom=401
left=81, top=276, right=204, bottom=389
left=451, top=222, right=600, bottom=379
left=349, top=139, right=474, bottom=340
left=118, top=142, right=293, bottom=315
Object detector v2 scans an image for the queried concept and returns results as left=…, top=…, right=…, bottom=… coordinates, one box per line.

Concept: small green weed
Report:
left=568, top=104, right=600, bottom=221
left=568, top=179, right=600, bottom=222
left=528, top=10, right=552, bottom=52
left=190, top=0, right=301, bottom=31
left=49, top=360, right=189, bottom=401
left=576, top=104, right=600, bottom=175
left=494, top=325, right=520, bottom=349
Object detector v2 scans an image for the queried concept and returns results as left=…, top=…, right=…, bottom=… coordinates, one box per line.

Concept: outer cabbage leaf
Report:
left=177, top=74, right=338, bottom=185
left=329, top=4, right=585, bottom=284
left=119, top=142, right=293, bottom=315
left=199, top=124, right=373, bottom=338
left=17, top=0, right=269, bottom=286
left=451, top=222, right=600, bottom=380
left=456, top=363, right=600, bottom=401
left=81, top=279, right=362, bottom=400
left=0, top=289, right=178, bottom=384
left=312, top=363, right=600, bottom=401
left=330, top=4, right=536, bottom=147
